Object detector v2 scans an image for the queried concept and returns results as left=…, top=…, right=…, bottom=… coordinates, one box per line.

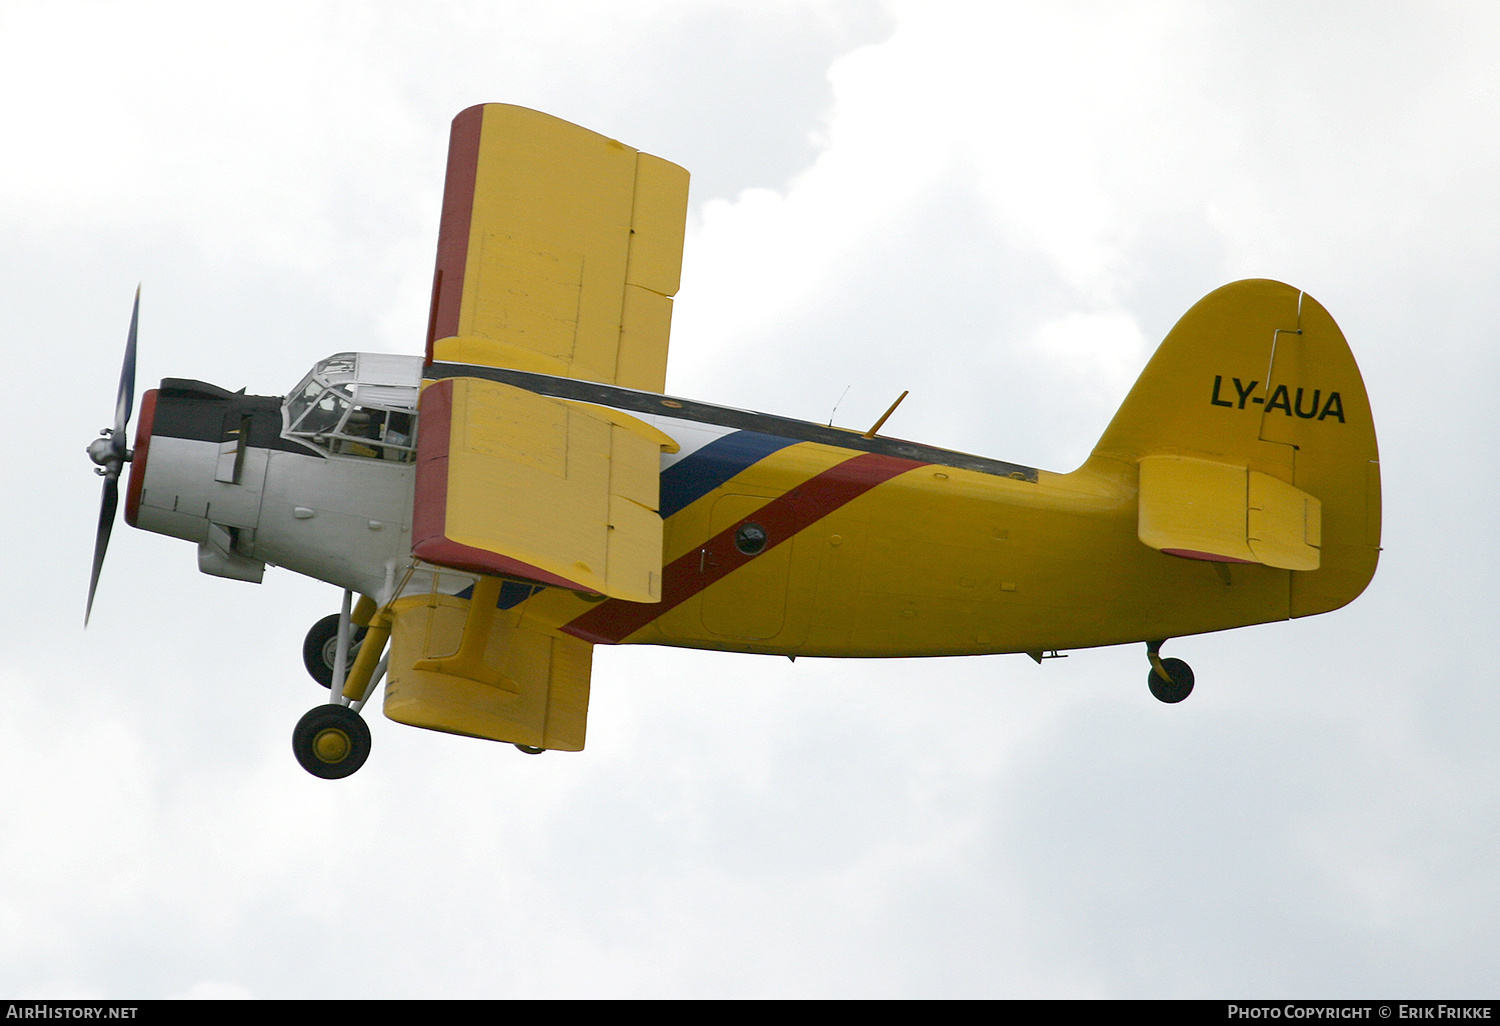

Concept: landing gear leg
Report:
left=293, top=589, right=390, bottom=779
left=1146, top=639, right=1194, bottom=704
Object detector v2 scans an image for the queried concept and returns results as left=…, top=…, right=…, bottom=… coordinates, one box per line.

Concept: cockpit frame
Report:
left=282, top=352, right=423, bottom=463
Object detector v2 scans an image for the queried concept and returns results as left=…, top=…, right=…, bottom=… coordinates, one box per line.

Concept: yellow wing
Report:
left=413, top=104, right=687, bottom=603
left=381, top=579, right=593, bottom=751
left=413, top=375, right=675, bottom=602
left=390, top=104, right=691, bottom=752
left=425, top=103, right=689, bottom=392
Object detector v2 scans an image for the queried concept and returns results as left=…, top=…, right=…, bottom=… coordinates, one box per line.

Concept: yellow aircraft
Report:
left=85, top=104, right=1380, bottom=778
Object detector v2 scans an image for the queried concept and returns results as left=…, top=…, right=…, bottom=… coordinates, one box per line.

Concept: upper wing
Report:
left=425, top=103, right=690, bottom=393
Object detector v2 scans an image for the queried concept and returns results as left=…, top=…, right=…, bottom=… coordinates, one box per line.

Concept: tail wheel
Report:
left=293, top=704, right=372, bottom=779
left=1148, top=657, right=1195, bottom=704
left=303, top=613, right=367, bottom=688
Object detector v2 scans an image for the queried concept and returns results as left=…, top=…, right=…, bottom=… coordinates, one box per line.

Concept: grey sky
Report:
left=1, top=0, right=1495, bottom=998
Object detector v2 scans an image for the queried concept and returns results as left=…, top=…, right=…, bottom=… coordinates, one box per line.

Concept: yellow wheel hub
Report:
left=313, top=727, right=351, bottom=763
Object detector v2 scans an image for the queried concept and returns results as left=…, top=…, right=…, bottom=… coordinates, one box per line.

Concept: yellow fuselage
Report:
left=504, top=423, right=1291, bottom=659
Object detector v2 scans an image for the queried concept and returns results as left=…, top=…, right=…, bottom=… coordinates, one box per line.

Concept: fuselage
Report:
left=127, top=353, right=1297, bottom=661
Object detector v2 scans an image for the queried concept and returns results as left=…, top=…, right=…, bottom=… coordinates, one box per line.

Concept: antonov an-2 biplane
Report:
left=85, top=104, right=1381, bottom=778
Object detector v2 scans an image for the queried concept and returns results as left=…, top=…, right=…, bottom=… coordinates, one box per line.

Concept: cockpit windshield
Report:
left=282, top=353, right=423, bottom=462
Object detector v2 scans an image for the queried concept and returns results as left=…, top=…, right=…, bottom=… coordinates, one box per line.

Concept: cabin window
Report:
left=735, top=523, right=768, bottom=555
left=282, top=353, right=422, bottom=463
left=325, top=406, right=417, bottom=462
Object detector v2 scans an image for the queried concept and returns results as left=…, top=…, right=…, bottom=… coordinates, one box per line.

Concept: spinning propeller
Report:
left=85, top=287, right=139, bottom=625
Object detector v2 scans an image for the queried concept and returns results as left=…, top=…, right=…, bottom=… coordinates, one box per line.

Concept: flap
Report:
left=1138, top=455, right=1321, bottom=570
left=382, top=582, right=592, bottom=750
left=412, top=375, right=672, bottom=602
left=426, top=103, right=689, bottom=393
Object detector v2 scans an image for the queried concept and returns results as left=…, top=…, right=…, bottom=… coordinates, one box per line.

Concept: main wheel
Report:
left=293, top=704, right=372, bottom=778
left=1148, top=657, right=1195, bottom=704
left=303, top=614, right=367, bottom=688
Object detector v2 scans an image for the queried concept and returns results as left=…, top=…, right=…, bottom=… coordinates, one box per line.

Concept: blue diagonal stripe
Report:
left=659, top=430, right=799, bottom=518
left=455, top=430, right=797, bottom=610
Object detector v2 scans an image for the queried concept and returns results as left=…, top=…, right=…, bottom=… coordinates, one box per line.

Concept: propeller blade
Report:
left=114, top=286, right=138, bottom=438
left=85, top=286, right=139, bottom=626
left=85, top=477, right=118, bottom=626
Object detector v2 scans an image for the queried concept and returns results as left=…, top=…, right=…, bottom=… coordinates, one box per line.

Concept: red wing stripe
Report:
left=411, top=379, right=453, bottom=554
left=426, top=105, right=485, bottom=361
left=562, top=451, right=928, bottom=645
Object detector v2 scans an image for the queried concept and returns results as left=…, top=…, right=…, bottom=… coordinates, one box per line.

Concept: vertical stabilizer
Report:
left=1091, top=279, right=1380, bottom=617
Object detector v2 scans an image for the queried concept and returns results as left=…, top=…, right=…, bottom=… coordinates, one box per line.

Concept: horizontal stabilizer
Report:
left=1138, top=457, right=1321, bottom=571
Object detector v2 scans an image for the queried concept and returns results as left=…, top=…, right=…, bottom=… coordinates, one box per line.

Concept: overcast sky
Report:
left=2, top=0, right=1497, bottom=999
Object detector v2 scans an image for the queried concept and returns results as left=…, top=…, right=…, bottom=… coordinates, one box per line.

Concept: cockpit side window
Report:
left=283, top=381, right=322, bottom=434
left=287, top=385, right=352, bottom=437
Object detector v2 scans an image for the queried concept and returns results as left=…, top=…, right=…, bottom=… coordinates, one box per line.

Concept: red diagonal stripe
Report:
left=563, top=451, right=928, bottom=645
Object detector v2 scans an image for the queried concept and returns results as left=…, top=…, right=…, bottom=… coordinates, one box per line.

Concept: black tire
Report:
left=292, top=704, right=372, bottom=779
left=1148, top=657, right=1195, bottom=704
left=514, top=744, right=545, bottom=755
left=302, top=613, right=367, bottom=688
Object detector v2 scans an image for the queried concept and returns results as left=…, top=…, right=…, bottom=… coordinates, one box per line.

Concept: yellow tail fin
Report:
left=1091, top=279, right=1380, bottom=617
